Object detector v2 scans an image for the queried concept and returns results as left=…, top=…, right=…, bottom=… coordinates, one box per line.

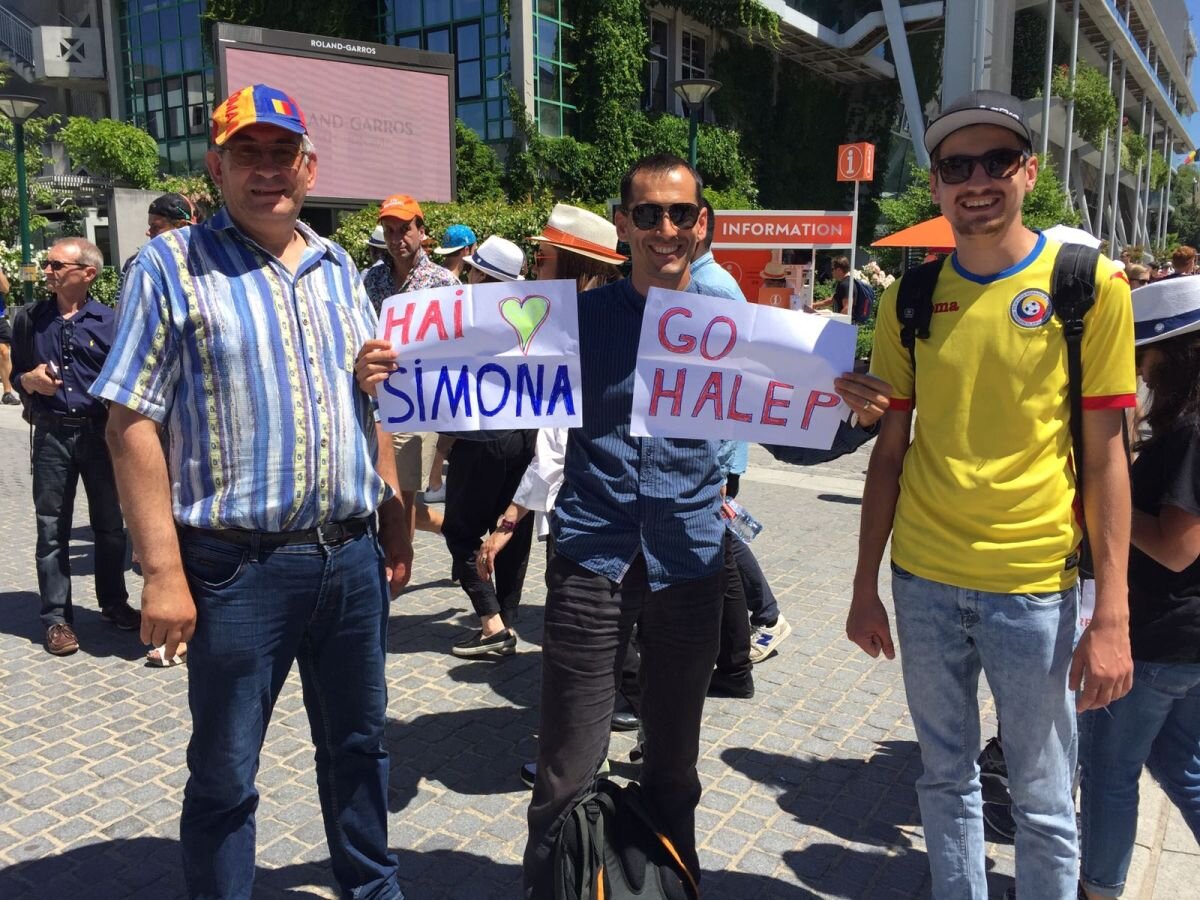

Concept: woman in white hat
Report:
left=1078, top=277, right=1200, bottom=900
left=462, top=235, right=526, bottom=284
left=529, top=202, right=626, bottom=290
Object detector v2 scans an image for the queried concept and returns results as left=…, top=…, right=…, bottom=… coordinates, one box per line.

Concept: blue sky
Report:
left=1184, top=0, right=1200, bottom=148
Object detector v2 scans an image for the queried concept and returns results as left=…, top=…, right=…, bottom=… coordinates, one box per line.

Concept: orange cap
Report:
left=379, top=194, right=423, bottom=222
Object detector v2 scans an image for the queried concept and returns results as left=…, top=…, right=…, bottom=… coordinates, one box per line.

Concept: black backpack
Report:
left=849, top=278, right=875, bottom=324
left=554, top=779, right=699, bottom=900
left=895, top=243, right=1102, bottom=575
left=9, top=299, right=49, bottom=424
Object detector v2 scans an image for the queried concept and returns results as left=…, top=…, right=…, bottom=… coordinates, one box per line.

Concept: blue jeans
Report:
left=1079, top=660, right=1200, bottom=896
left=179, top=528, right=401, bottom=900
left=891, top=562, right=1079, bottom=900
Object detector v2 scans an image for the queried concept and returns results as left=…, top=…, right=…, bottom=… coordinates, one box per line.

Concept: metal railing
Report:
left=0, top=5, right=36, bottom=68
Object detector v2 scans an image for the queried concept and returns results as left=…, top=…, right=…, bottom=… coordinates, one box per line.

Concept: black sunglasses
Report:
left=624, top=202, right=700, bottom=231
left=44, top=260, right=88, bottom=272
left=934, top=148, right=1029, bottom=185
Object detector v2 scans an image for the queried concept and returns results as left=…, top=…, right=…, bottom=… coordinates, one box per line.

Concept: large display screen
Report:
left=220, top=35, right=454, bottom=204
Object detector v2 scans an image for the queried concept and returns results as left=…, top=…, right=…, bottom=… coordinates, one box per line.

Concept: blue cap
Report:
left=433, top=224, right=477, bottom=254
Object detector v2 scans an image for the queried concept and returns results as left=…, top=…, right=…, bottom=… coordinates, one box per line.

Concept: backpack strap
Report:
left=1050, top=244, right=1100, bottom=500
left=896, top=257, right=945, bottom=377
left=1050, top=243, right=1101, bottom=576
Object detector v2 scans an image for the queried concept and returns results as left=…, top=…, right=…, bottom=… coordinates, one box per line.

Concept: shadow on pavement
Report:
left=0, top=590, right=144, bottom=660
left=723, top=741, right=1012, bottom=898
left=0, top=836, right=524, bottom=899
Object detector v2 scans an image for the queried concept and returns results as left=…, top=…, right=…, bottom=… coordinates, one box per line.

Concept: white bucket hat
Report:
left=1134, top=275, right=1200, bottom=346
left=367, top=225, right=387, bottom=249
left=530, top=203, right=626, bottom=264
left=463, top=235, right=526, bottom=282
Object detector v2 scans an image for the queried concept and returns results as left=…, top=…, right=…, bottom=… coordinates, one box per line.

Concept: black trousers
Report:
left=724, top=475, right=779, bottom=627
left=716, top=532, right=752, bottom=680
left=441, top=431, right=535, bottom=624
left=32, top=419, right=128, bottom=626
left=523, top=553, right=722, bottom=899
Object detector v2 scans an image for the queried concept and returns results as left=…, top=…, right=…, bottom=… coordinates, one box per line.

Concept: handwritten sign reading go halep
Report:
left=375, top=279, right=583, bottom=431
left=631, top=287, right=856, bottom=449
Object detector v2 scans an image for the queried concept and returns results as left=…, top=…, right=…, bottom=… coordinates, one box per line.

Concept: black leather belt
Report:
left=32, top=413, right=106, bottom=431
left=180, top=517, right=372, bottom=549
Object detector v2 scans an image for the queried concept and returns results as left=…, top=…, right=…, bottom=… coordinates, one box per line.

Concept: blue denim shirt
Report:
left=13, top=296, right=113, bottom=419
left=551, top=278, right=724, bottom=590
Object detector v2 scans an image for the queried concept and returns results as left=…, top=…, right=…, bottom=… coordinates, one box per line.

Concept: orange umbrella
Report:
left=872, top=215, right=954, bottom=251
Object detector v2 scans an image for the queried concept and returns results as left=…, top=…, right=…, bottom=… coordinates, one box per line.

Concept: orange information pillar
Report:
left=836, top=143, right=875, bottom=318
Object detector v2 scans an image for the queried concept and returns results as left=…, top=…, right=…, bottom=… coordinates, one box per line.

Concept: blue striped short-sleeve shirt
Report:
left=90, top=208, right=387, bottom=532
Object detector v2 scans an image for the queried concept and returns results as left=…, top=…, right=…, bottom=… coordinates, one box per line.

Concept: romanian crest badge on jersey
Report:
left=1010, top=289, right=1053, bottom=328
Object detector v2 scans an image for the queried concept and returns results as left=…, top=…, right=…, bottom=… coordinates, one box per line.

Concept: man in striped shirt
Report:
left=91, top=84, right=411, bottom=900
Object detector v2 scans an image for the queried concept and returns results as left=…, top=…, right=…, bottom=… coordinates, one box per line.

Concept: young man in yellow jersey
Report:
left=847, top=91, right=1136, bottom=900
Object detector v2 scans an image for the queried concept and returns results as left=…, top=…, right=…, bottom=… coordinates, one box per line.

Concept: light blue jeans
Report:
left=1079, top=660, right=1200, bottom=896
left=891, top=562, right=1080, bottom=900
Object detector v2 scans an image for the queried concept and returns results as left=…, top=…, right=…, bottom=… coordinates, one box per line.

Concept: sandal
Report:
left=146, top=643, right=188, bottom=667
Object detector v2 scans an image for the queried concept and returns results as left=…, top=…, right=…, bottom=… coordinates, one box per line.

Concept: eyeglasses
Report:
left=220, top=142, right=306, bottom=170
left=44, top=260, right=88, bottom=272
left=623, top=202, right=700, bottom=231
left=934, top=148, right=1029, bottom=185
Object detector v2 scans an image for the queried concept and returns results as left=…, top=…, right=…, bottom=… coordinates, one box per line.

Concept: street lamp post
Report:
left=0, top=95, right=46, bottom=304
left=671, top=78, right=722, bottom=168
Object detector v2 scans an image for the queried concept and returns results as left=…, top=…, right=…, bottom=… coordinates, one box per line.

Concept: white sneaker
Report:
left=748, top=613, right=792, bottom=664
left=423, top=483, right=446, bottom=503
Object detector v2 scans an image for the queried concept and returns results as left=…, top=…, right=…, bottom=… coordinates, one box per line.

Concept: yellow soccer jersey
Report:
left=870, top=235, right=1136, bottom=594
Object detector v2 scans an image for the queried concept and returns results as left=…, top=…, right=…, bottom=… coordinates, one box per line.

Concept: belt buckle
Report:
left=315, top=523, right=338, bottom=546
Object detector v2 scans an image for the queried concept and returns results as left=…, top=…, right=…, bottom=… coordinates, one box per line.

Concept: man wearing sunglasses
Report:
left=92, top=84, right=410, bottom=899
left=513, top=153, right=891, bottom=899
left=10, top=238, right=136, bottom=658
left=848, top=90, right=1136, bottom=899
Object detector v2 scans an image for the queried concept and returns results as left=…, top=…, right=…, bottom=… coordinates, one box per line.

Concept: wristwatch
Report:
left=496, top=517, right=518, bottom=534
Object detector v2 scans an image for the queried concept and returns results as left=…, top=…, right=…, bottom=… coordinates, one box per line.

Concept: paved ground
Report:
left=0, top=402, right=1192, bottom=899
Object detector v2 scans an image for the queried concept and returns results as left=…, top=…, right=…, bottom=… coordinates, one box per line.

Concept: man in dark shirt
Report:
left=12, top=238, right=135, bottom=655
left=521, top=155, right=888, bottom=898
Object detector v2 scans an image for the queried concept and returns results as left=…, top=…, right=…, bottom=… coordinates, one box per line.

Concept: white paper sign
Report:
left=630, top=287, right=856, bottom=449
left=375, top=279, right=583, bottom=431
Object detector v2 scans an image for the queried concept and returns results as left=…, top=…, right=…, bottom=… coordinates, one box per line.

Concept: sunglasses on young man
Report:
left=220, top=142, right=307, bottom=170
left=623, top=202, right=701, bottom=231
left=934, top=148, right=1030, bottom=185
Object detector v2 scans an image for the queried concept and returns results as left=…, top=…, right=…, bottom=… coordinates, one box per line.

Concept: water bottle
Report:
left=723, top=497, right=763, bottom=543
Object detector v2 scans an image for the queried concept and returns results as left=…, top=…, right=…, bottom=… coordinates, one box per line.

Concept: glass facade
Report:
left=119, top=0, right=214, bottom=174
left=377, top=0, right=512, bottom=142
left=532, top=0, right=577, bottom=137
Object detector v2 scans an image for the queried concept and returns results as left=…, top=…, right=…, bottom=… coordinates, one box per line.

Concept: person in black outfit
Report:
left=443, top=236, right=536, bottom=658
left=1078, top=276, right=1200, bottom=899
left=10, top=238, right=137, bottom=655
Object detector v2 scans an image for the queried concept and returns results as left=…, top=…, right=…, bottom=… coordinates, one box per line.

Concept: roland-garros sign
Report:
left=711, top=211, right=855, bottom=250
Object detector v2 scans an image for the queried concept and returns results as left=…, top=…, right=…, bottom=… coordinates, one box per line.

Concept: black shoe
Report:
left=978, top=736, right=1010, bottom=805
left=2, top=392, right=20, bottom=406
left=101, top=602, right=142, bottom=631
left=707, top=671, right=755, bottom=699
left=611, top=710, right=641, bottom=732
left=451, top=628, right=516, bottom=658
left=520, top=761, right=537, bottom=789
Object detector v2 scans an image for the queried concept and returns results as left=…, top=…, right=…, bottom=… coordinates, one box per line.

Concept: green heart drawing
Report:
left=499, top=294, right=551, bottom=355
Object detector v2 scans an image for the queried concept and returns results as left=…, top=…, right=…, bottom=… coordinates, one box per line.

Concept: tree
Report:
left=58, top=117, right=162, bottom=187
left=0, top=112, right=59, bottom=242
left=454, top=120, right=504, bottom=203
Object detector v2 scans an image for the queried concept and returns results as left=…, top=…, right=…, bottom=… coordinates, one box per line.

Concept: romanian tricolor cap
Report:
left=211, top=84, right=308, bottom=146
